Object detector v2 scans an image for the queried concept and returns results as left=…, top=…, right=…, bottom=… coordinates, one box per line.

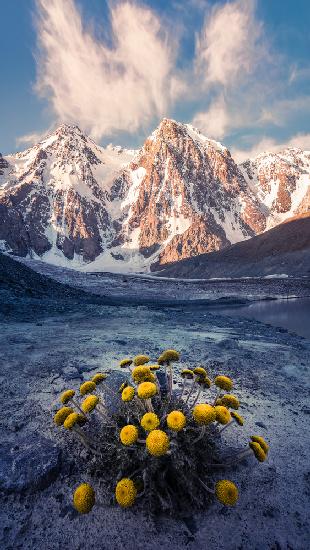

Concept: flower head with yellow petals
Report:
left=137, top=382, right=157, bottom=400
left=215, top=480, right=239, bottom=506
left=193, top=404, right=216, bottom=425
left=115, top=478, right=137, bottom=507
left=146, top=430, right=170, bottom=456
left=167, top=410, right=186, bottom=432
left=215, top=405, right=231, bottom=425
left=60, top=390, right=75, bottom=404
left=54, top=406, right=74, bottom=426
left=73, top=483, right=95, bottom=514
left=80, top=381, right=96, bottom=395
left=133, top=354, right=150, bottom=366
left=214, top=375, right=233, bottom=391
left=140, top=412, right=160, bottom=431
left=120, top=425, right=138, bottom=446
left=81, top=395, right=99, bottom=414
left=121, top=385, right=135, bottom=402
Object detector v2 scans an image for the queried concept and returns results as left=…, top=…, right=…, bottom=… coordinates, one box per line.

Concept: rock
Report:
left=0, top=435, right=61, bottom=493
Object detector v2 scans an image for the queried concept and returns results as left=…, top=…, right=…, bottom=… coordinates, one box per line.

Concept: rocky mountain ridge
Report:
left=0, top=119, right=309, bottom=272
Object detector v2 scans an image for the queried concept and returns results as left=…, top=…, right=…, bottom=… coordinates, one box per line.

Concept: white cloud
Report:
left=232, top=133, right=310, bottom=163
left=35, top=0, right=181, bottom=140
left=16, top=130, right=49, bottom=148
left=195, top=0, right=264, bottom=88
left=192, top=95, right=230, bottom=139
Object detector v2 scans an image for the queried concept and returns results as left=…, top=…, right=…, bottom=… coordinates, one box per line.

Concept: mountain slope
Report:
left=156, top=213, right=310, bottom=278
left=0, top=120, right=309, bottom=273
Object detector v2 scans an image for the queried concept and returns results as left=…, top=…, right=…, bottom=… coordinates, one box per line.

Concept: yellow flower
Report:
left=215, top=480, right=239, bottom=506
left=221, top=394, right=240, bottom=410
left=60, top=390, right=75, bottom=404
left=193, top=366, right=207, bottom=376
left=137, top=382, right=157, bottom=399
left=251, top=436, right=269, bottom=454
left=140, top=412, right=160, bottom=431
left=63, top=412, right=86, bottom=430
left=54, top=406, right=74, bottom=426
left=149, top=365, right=160, bottom=371
left=193, top=404, right=216, bottom=425
left=81, top=395, right=99, bottom=413
left=197, top=376, right=212, bottom=388
left=231, top=411, right=244, bottom=426
left=157, top=355, right=165, bottom=365
left=214, top=375, right=233, bottom=391
left=119, top=358, right=132, bottom=368
left=80, top=381, right=96, bottom=395
left=146, top=430, right=170, bottom=456
left=181, top=369, right=194, bottom=379
left=215, top=405, right=231, bottom=425
left=132, top=366, right=154, bottom=383
left=249, top=441, right=267, bottom=462
left=115, top=478, right=137, bottom=507
left=73, top=483, right=95, bottom=514
left=92, top=373, right=107, bottom=384
left=161, top=349, right=180, bottom=362
left=120, top=425, right=139, bottom=446
left=133, top=354, right=150, bottom=366
left=167, top=410, right=186, bottom=432
left=121, top=386, right=135, bottom=402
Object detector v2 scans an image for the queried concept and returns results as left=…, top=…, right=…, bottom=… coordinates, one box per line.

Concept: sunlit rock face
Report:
left=0, top=120, right=309, bottom=271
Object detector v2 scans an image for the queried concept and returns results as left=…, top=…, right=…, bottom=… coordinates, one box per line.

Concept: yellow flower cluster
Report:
left=146, top=430, right=170, bottom=456
left=92, top=373, right=107, bottom=384
left=120, top=425, right=138, bottom=446
left=64, top=412, right=86, bottom=430
left=121, top=386, right=135, bottom=402
left=60, top=389, right=75, bottom=404
left=249, top=436, right=269, bottom=461
left=214, top=375, right=233, bottom=391
left=167, top=410, right=186, bottom=432
left=193, top=404, right=215, bottom=425
left=54, top=406, right=74, bottom=426
left=231, top=411, right=244, bottom=426
left=215, top=405, right=231, bottom=425
left=181, top=369, right=194, bottom=379
left=132, top=366, right=155, bottom=383
left=161, top=349, right=180, bottom=362
left=115, top=478, right=137, bottom=507
left=81, top=395, right=99, bottom=413
left=197, top=376, right=211, bottom=388
left=80, top=381, right=96, bottom=395
left=137, top=382, right=157, bottom=399
left=119, top=358, right=132, bottom=368
left=140, top=412, right=160, bottom=431
left=251, top=435, right=269, bottom=453
left=73, top=483, right=95, bottom=514
left=221, top=394, right=239, bottom=410
left=215, top=480, right=239, bottom=506
left=133, top=354, right=150, bottom=366
left=193, top=366, right=207, bottom=376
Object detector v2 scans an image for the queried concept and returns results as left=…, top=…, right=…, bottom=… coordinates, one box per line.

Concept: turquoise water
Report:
left=218, top=297, right=310, bottom=339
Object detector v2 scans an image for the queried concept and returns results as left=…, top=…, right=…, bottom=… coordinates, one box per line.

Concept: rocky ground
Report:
left=0, top=292, right=309, bottom=549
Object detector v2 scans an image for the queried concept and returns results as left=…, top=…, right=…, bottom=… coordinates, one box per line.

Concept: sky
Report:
left=0, top=0, right=310, bottom=161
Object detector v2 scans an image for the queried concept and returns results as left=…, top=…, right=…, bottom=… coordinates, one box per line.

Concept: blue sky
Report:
left=1, top=0, right=309, bottom=160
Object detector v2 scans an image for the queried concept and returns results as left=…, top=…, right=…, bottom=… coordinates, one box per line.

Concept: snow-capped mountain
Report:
left=0, top=120, right=309, bottom=272
left=240, top=148, right=310, bottom=229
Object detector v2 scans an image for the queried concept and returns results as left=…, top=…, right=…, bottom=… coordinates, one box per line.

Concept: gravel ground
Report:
left=1, top=300, right=309, bottom=550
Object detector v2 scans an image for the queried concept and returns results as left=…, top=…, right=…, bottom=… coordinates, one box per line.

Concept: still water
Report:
left=218, top=297, right=310, bottom=340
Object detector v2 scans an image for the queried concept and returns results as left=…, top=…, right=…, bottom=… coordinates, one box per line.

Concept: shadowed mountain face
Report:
left=155, top=214, right=310, bottom=278
left=0, top=120, right=309, bottom=272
